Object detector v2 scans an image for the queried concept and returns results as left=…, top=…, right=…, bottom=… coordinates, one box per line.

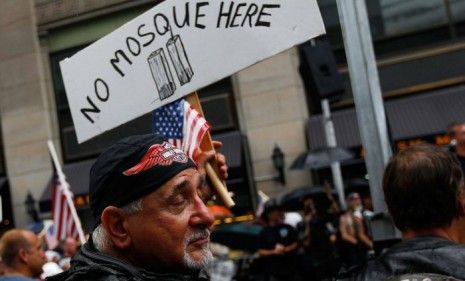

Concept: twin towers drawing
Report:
left=147, top=25, right=194, bottom=101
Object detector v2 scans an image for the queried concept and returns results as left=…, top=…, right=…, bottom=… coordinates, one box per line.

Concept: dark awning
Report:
left=39, top=159, right=95, bottom=212
left=307, top=85, right=465, bottom=150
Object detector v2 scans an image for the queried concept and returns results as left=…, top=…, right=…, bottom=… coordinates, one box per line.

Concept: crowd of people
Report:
left=252, top=188, right=374, bottom=281
left=0, top=131, right=465, bottom=281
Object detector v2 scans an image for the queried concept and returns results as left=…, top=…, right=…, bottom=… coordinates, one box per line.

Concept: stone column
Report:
left=0, top=0, right=57, bottom=227
left=233, top=48, right=312, bottom=198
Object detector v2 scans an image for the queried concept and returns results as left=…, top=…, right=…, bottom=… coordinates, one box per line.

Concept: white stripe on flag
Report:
left=52, top=174, right=85, bottom=243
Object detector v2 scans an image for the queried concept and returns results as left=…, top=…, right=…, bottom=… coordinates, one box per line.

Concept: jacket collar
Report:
left=74, top=239, right=209, bottom=281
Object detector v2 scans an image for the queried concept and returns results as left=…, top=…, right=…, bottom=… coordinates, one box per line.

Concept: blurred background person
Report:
left=447, top=122, right=460, bottom=152
left=57, top=238, right=77, bottom=271
left=453, top=123, right=465, bottom=172
left=338, top=144, right=465, bottom=280
left=448, top=123, right=465, bottom=244
left=299, top=195, right=339, bottom=281
left=338, top=193, right=372, bottom=269
left=256, top=201, right=299, bottom=281
left=0, top=229, right=46, bottom=280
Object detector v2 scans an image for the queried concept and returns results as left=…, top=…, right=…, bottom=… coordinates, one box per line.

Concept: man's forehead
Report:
left=23, top=231, right=38, bottom=245
left=154, top=168, right=201, bottom=195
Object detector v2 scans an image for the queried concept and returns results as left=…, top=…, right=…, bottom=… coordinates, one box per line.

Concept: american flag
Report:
left=153, top=99, right=210, bottom=159
left=51, top=169, right=85, bottom=244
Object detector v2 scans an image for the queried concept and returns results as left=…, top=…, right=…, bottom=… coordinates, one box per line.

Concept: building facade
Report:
left=1, top=0, right=465, bottom=229
left=0, top=0, right=312, bottom=228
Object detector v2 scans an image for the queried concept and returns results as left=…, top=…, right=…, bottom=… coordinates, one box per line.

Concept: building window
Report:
left=198, top=78, right=238, bottom=133
left=318, top=0, right=465, bottom=62
left=50, top=48, right=237, bottom=162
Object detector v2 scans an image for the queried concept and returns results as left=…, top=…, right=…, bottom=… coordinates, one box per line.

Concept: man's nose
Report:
left=190, top=195, right=215, bottom=227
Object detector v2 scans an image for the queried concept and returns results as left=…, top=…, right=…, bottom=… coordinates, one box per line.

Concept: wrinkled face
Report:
left=126, top=168, right=214, bottom=272
left=23, top=231, right=46, bottom=277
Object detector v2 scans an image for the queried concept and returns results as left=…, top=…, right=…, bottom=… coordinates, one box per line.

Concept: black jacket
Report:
left=337, top=236, right=465, bottom=281
left=46, top=241, right=210, bottom=281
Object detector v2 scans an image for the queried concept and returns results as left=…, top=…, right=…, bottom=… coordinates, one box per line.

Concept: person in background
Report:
left=299, top=195, right=339, bottom=281
left=58, top=238, right=77, bottom=271
left=452, top=123, right=465, bottom=172
left=0, top=229, right=46, bottom=281
left=338, top=144, right=465, bottom=280
left=447, top=122, right=460, bottom=152
left=256, top=201, right=299, bottom=281
left=338, top=193, right=372, bottom=269
left=448, top=123, right=465, bottom=245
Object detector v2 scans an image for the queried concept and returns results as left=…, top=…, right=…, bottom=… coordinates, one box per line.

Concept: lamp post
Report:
left=272, top=145, right=286, bottom=185
left=25, top=191, right=39, bottom=222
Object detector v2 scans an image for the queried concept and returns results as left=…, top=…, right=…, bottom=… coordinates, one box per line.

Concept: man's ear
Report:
left=101, top=206, right=132, bottom=249
left=17, top=248, right=28, bottom=264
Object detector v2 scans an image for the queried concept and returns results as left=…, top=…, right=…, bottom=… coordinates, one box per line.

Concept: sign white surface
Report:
left=60, top=0, right=325, bottom=143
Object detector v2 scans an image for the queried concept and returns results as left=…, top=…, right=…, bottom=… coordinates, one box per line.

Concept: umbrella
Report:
left=276, top=185, right=335, bottom=211
left=290, top=147, right=354, bottom=170
left=211, top=222, right=263, bottom=252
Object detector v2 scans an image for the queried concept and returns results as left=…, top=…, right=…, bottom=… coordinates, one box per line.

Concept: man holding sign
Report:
left=51, top=0, right=325, bottom=280
left=47, top=133, right=228, bottom=281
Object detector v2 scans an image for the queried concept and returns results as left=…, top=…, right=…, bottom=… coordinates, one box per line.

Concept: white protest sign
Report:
left=60, top=0, right=326, bottom=143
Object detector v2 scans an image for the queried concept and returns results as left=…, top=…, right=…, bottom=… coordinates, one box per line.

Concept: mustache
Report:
left=186, top=228, right=210, bottom=244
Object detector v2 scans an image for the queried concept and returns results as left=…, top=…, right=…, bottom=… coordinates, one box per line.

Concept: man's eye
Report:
left=171, top=195, right=186, bottom=205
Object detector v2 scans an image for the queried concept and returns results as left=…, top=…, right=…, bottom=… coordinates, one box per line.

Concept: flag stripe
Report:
left=51, top=170, right=85, bottom=243
left=153, top=99, right=211, bottom=162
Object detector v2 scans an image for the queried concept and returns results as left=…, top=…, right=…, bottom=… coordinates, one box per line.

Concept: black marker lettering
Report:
left=110, top=49, right=132, bottom=77
left=217, top=2, right=233, bottom=28
left=241, top=3, right=259, bottom=27
left=94, top=78, right=109, bottom=102
left=195, top=2, right=209, bottom=29
left=231, top=3, right=247, bottom=28
left=126, top=36, right=141, bottom=56
left=81, top=96, right=100, bottom=124
left=173, top=2, right=190, bottom=28
left=154, top=13, right=170, bottom=35
left=256, top=4, right=280, bottom=27
left=137, top=24, right=155, bottom=47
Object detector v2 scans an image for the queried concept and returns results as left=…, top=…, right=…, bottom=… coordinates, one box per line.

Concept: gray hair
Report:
left=92, top=199, right=143, bottom=252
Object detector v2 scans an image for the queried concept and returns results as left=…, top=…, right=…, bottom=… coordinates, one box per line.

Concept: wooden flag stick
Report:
left=186, top=92, right=235, bottom=208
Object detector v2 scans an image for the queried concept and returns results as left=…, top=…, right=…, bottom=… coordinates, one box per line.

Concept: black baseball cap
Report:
left=89, top=133, right=196, bottom=221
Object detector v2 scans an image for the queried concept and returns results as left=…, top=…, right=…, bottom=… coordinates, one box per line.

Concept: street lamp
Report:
left=272, top=145, right=286, bottom=185
left=25, top=191, right=39, bottom=222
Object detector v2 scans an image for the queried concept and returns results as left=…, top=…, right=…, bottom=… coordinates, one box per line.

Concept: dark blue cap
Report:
left=89, top=133, right=196, bottom=220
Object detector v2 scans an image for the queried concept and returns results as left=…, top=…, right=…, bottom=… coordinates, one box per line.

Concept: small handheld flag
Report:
left=152, top=98, right=210, bottom=161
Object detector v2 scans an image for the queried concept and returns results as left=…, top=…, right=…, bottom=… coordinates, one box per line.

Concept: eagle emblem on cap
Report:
left=122, top=142, right=188, bottom=176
